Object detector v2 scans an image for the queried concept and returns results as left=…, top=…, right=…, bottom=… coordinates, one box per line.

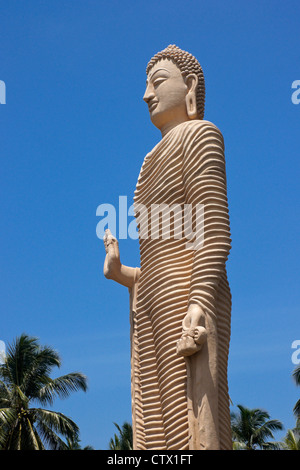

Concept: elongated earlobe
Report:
left=185, top=73, right=198, bottom=119
left=186, top=92, right=198, bottom=119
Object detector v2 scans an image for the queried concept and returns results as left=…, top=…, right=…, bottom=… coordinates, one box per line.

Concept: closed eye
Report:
left=153, top=77, right=167, bottom=88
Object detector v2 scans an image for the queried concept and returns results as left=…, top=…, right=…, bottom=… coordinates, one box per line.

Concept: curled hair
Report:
left=146, top=44, right=205, bottom=120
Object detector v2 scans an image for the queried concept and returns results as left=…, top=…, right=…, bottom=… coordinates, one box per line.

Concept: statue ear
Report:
left=185, top=73, right=198, bottom=119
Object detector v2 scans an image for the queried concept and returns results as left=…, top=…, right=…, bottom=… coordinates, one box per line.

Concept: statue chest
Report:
left=134, top=145, right=186, bottom=207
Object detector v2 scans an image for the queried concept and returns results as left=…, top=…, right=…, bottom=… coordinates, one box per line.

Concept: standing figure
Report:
left=103, top=45, right=232, bottom=450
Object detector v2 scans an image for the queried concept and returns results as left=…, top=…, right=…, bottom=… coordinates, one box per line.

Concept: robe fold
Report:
left=129, top=119, right=232, bottom=450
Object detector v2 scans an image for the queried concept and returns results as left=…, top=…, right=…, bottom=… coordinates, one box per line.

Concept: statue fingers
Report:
left=193, top=326, right=207, bottom=345
left=103, top=235, right=108, bottom=253
left=104, top=234, right=120, bottom=260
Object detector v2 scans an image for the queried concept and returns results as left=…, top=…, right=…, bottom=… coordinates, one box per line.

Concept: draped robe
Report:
left=129, top=119, right=232, bottom=450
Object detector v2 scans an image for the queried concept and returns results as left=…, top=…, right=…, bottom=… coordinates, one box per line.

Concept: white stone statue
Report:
left=103, top=45, right=232, bottom=450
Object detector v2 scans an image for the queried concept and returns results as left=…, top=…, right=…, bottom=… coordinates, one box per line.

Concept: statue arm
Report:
left=107, top=264, right=140, bottom=289
left=177, top=122, right=231, bottom=355
left=103, top=229, right=140, bottom=288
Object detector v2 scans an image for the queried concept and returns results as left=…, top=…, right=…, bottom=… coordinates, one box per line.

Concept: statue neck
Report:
left=160, top=118, right=190, bottom=138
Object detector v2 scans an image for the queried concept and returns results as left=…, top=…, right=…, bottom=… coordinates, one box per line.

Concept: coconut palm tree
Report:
left=109, top=421, right=133, bottom=450
left=0, top=334, right=87, bottom=450
left=231, top=404, right=283, bottom=450
left=280, top=426, right=300, bottom=450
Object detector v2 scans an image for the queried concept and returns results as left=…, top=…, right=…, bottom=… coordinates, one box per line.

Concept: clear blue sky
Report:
left=1, top=0, right=299, bottom=449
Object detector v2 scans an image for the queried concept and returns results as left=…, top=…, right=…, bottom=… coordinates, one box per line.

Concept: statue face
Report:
left=143, top=58, right=189, bottom=132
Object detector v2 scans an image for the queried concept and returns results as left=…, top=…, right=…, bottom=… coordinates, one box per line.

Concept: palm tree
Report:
left=65, top=436, right=94, bottom=450
left=280, top=427, right=300, bottom=450
left=109, top=422, right=133, bottom=450
left=293, top=365, right=300, bottom=421
left=0, top=334, right=88, bottom=450
left=231, top=404, right=283, bottom=450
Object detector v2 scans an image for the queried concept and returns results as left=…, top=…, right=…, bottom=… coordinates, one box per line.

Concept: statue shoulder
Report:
left=183, top=119, right=222, bottom=134
left=181, top=119, right=224, bottom=147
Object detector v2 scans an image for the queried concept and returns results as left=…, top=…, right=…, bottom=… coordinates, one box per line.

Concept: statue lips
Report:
left=148, top=99, right=158, bottom=113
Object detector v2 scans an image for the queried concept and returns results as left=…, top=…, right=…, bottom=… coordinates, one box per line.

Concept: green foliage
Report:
left=293, top=365, right=300, bottom=421
left=64, top=436, right=94, bottom=450
left=280, top=426, right=300, bottom=450
left=231, top=404, right=283, bottom=450
left=109, top=421, right=133, bottom=450
left=0, top=334, right=88, bottom=450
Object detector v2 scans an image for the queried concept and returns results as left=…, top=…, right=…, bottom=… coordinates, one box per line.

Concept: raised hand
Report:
left=103, top=229, right=121, bottom=280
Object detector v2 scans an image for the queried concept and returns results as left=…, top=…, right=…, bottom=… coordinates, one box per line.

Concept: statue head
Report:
left=144, top=45, right=205, bottom=133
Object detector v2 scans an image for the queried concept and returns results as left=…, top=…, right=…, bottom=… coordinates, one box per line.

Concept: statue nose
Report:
left=143, top=85, right=155, bottom=103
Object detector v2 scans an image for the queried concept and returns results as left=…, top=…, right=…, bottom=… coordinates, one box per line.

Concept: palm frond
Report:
left=293, top=399, right=300, bottom=420
left=32, top=408, right=79, bottom=440
left=34, top=419, right=70, bottom=450
left=280, top=426, right=300, bottom=450
left=38, top=373, right=88, bottom=406
left=22, top=417, right=41, bottom=450
left=293, top=365, right=300, bottom=386
left=22, top=347, right=61, bottom=399
left=5, top=334, right=39, bottom=387
left=110, top=421, right=133, bottom=450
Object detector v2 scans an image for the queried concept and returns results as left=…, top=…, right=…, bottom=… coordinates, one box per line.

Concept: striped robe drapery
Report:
left=129, top=119, right=232, bottom=450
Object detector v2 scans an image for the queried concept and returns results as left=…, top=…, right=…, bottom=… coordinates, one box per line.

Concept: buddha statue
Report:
left=103, top=45, right=232, bottom=450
